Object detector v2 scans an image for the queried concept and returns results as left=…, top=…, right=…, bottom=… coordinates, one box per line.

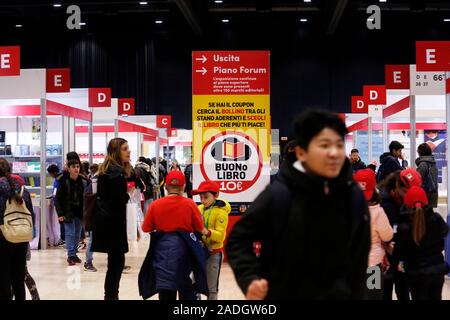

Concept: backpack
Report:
left=0, top=186, right=33, bottom=243
left=422, top=163, right=438, bottom=193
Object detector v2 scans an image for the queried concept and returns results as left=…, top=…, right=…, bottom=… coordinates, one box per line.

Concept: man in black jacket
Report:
left=55, top=159, right=88, bottom=266
left=226, top=110, right=371, bottom=300
left=350, top=149, right=366, bottom=173
left=377, top=141, right=407, bottom=183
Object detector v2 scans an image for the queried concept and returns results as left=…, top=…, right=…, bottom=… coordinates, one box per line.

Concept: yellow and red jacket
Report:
left=198, top=199, right=231, bottom=254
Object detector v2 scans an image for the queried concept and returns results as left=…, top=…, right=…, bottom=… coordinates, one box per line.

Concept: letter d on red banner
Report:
left=118, top=98, right=135, bottom=115
left=351, top=96, right=367, bottom=113
left=88, top=88, right=111, bottom=107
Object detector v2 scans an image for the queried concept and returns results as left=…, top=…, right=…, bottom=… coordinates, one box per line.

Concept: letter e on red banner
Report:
left=88, top=88, right=111, bottom=107
left=118, top=98, right=135, bottom=115
left=363, top=85, right=386, bottom=105
left=351, top=96, right=367, bottom=113
left=156, top=115, right=171, bottom=129
left=46, top=68, right=70, bottom=92
left=385, top=65, right=410, bottom=90
left=416, top=41, right=450, bottom=72
left=0, top=46, right=20, bottom=76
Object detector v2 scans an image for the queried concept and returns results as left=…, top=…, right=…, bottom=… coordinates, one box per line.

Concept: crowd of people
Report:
left=0, top=109, right=449, bottom=301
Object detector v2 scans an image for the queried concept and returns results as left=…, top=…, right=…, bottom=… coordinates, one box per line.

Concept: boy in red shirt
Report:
left=141, top=171, right=208, bottom=300
left=142, top=171, right=206, bottom=234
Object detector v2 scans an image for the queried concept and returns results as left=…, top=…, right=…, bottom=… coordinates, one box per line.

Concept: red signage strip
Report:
left=118, top=120, right=158, bottom=136
left=382, top=96, right=410, bottom=118
left=447, top=78, right=450, bottom=94
left=46, top=68, right=70, bottom=93
left=192, top=51, right=270, bottom=95
left=172, top=141, right=192, bottom=146
left=46, top=100, right=92, bottom=122
left=0, top=46, right=20, bottom=76
left=347, top=118, right=369, bottom=133
left=0, top=105, right=40, bottom=116
left=416, top=41, right=450, bottom=72
left=75, top=125, right=115, bottom=133
left=385, top=65, right=410, bottom=89
left=348, top=121, right=445, bottom=132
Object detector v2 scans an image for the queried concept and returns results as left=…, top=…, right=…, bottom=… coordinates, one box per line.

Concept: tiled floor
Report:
left=26, top=238, right=244, bottom=300
left=26, top=238, right=450, bottom=300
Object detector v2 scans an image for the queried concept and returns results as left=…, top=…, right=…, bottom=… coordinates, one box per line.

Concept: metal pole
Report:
left=382, top=116, right=388, bottom=154
left=114, top=119, right=119, bottom=138
left=155, top=129, right=160, bottom=199
left=39, top=98, right=47, bottom=250
left=368, top=116, right=373, bottom=165
left=410, top=95, right=416, bottom=169
left=445, top=72, right=450, bottom=272
left=16, top=116, right=19, bottom=145
left=88, top=108, right=93, bottom=164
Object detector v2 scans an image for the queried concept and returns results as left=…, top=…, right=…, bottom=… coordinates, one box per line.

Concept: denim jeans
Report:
left=64, top=217, right=82, bottom=258
left=206, top=252, right=223, bottom=300
left=85, top=232, right=93, bottom=265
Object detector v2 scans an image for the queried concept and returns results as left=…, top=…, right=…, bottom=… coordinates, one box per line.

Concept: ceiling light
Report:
left=379, top=0, right=387, bottom=2
left=15, top=24, right=22, bottom=28
left=80, top=22, right=86, bottom=26
left=53, top=3, right=62, bottom=7
left=155, top=20, right=163, bottom=24
left=304, top=0, right=311, bottom=2
left=444, top=19, right=450, bottom=22
left=222, top=19, right=229, bottom=23
left=300, top=18, right=308, bottom=22
left=215, top=0, right=223, bottom=3
left=367, top=18, right=374, bottom=21
left=140, top=1, right=148, bottom=5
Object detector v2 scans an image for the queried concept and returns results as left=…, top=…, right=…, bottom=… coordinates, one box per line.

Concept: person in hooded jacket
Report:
left=415, top=143, right=438, bottom=208
left=378, top=168, right=423, bottom=300
left=141, top=171, right=208, bottom=300
left=394, top=186, right=449, bottom=300
left=377, top=141, right=407, bottom=183
left=226, top=110, right=371, bottom=300
left=91, top=138, right=132, bottom=300
left=192, top=180, right=231, bottom=300
left=353, top=169, right=393, bottom=300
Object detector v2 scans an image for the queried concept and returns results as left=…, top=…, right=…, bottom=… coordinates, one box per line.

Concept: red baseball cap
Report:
left=404, top=186, right=428, bottom=208
left=353, top=169, right=376, bottom=201
left=191, top=180, right=220, bottom=196
left=400, top=168, right=423, bottom=189
left=165, top=171, right=185, bottom=186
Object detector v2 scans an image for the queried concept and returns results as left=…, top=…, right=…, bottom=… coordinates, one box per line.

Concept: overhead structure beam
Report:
left=327, top=0, right=349, bottom=35
left=173, top=0, right=202, bottom=36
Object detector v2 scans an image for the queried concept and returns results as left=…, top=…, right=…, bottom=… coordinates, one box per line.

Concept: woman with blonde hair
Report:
left=91, top=138, right=132, bottom=300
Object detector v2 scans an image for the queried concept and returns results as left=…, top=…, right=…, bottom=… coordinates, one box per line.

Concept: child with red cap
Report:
left=394, top=186, right=449, bottom=300
left=354, top=169, right=393, bottom=299
left=141, top=170, right=208, bottom=300
left=191, top=180, right=231, bottom=300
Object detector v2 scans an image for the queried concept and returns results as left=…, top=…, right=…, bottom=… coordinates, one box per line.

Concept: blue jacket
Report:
left=138, top=230, right=208, bottom=299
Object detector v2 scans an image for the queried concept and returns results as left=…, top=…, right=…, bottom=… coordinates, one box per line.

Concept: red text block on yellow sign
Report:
left=192, top=94, right=270, bottom=163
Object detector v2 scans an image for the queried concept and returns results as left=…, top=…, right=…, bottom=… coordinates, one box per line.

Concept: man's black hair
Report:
left=417, top=143, right=432, bottom=157
left=389, top=141, right=404, bottom=153
left=67, top=159, right=80, bottom=168
left=293, top=109, right=348, bottom=150
left=47, top=164, right=59, bottom=175
left=138, top=156, right=146, bottom=162
left=351, top=149, right=359, bottom=154
left=66, top=151, right=81, bottom=163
